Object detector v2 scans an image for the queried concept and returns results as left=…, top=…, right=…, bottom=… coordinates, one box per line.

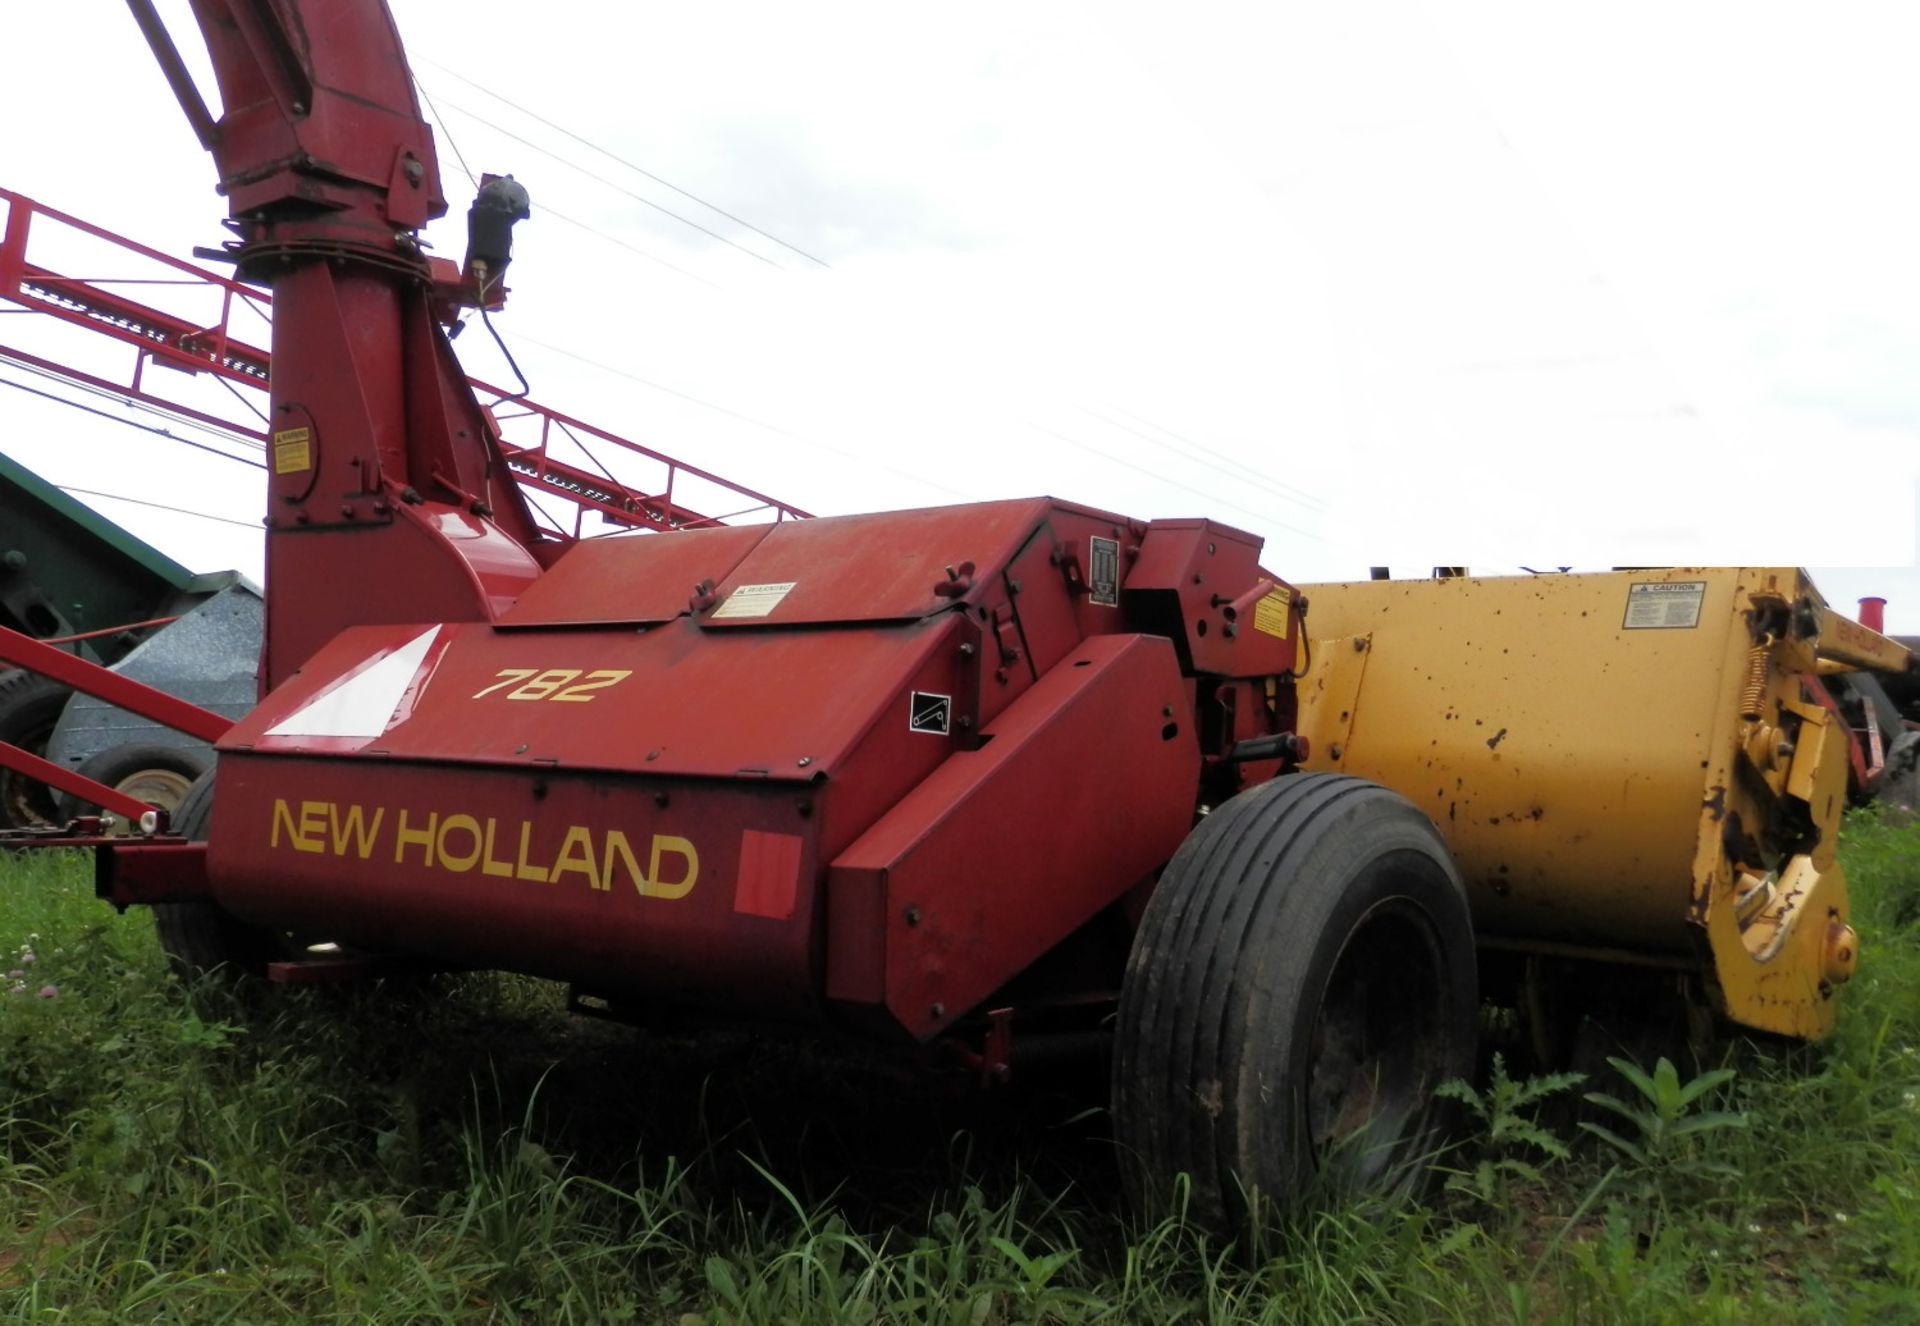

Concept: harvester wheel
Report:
left=55, top=741, right=213, bottom=827
left=0, top=669, right=74, bottom=830
left=1883, top=730, right=1920, bottom=814
left=1113, top=772, right=1477, bottom=1230
left=150, top=768, right=289, bottom=982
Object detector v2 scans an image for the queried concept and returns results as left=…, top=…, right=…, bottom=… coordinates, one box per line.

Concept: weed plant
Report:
left=0, top=812, right=1917, bottom=1322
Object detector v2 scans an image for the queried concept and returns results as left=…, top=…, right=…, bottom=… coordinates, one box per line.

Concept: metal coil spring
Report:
left=1739, top=635, right=1773, bottom=720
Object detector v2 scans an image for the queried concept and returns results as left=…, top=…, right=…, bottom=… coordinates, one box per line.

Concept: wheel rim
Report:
left=89, top=766, right=198, bottom=837
left=1305, top=898, right=1450, bottom=1186
left=114, top=767, right=195, bottom=813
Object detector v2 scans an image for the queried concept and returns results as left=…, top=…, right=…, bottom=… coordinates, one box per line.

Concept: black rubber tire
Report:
left=1882, top=730, right=1920, bottom=813
left=55, top=741, right=214, bottom=824
left=0, top=669, right=74, bottom=830
left=150, top=767, right=290, bottom=981
left=1113, top=772, right=1478, bottom=1231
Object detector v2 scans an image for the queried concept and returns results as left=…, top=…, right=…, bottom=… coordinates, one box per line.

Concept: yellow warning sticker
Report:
left=1253, top=586, right=1292, bottom=639
left=272, top=427, right=312, bottom=475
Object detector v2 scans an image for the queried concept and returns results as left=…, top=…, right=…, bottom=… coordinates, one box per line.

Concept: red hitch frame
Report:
left=0, top=624, right=232, bottom=826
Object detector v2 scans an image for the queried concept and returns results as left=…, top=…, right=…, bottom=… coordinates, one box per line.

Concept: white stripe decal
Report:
left=264, top=627, right=441, bottom=739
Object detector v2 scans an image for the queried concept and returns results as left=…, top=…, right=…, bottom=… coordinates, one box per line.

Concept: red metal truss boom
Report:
left=0, top=188, right=809, bottom=537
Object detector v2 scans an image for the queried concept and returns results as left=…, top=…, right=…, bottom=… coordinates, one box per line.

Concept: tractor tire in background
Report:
left=1883, top=730, right=1920, bottom=814
left=0, top=668, right=75, bottom=830
left=55, top=741, right=212, bottom=827
left=1113, top=772, right=1478, bottom=1232
left=150, top=767, right=291, bottom=982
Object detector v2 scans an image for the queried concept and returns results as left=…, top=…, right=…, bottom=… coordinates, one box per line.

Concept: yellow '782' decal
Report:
left=472, top=669, right=633, bottom=702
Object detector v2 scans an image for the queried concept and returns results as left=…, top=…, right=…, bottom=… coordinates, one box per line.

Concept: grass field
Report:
left=3, top=814, right=1920, bottom=1323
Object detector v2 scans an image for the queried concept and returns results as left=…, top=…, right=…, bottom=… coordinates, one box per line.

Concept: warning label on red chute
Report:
left=1623, top=581, right=1706, bottom=630
left=1253, top=585, right=1292, bottom=639
left=272, top=427, right=312, bottom=474
left=1088, top=536, right=1120, bottom=607
left=711, top=581, right=796, bottom=619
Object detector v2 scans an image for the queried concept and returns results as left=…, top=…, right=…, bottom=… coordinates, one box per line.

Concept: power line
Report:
left=505, top=333, right=1305, bottom=525
left=419, top=57, right=831, bottom=270
left=414, top=75, right=478, bottom=190
left=415, top=90, right=719, bottom=290
left=1096, top=406, right=1327, bottom=511
left=0, top=373, right=265, bottom=470
left=1028, top=421, right=1325, bottom=546
left=1105, top=406, right=1326, bottom=510
left=505, top=330, right=978, bottom=503
left=540, top=205, right=721, bottom=289
left=426, top=90, right=784, bottom=270
left=0, top=354, right=267, bottom=455
left=57, top=484, right=259, bottom=531
left=507, top=331, right=792, bottom=432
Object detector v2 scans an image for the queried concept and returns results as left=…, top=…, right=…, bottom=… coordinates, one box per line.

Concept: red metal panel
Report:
left=1002, top=525, right=1082, bottom=682
left=1052, top=511, right=1138, bottom=641
left=959, top=506, right=1135, bottom=732
left=260, top=503, right=542, bottom=685
left=1125, top=520, right=1298, bottom=676
left=826, top=633, right=1198, bottom=1038
left=97, top=842, right=210, bottom=906
left=498, top=525, right=774, bottom=628
left=226, top=613, right=971, bottom=787
left=735, top=830, right=806, bottom=921
left=402, top=506, right=546, bottom=617
left=205, top=606, right=987, bottom=1001
left=824, top=865, right=887, bottom=1005
left=700, top=499, right=1061, bottom=626
left=208, top=756, right=825, bottom=1014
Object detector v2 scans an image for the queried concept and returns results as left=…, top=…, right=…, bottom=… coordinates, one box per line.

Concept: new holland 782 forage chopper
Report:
left=1, top=0, right=1909, bottom=1229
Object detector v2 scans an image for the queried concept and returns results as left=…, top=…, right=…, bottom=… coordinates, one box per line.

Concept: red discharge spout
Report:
left=1859, top=597, right=1888, bottom=633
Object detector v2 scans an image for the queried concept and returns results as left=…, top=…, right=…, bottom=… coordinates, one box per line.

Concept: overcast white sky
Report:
left=3, top=2, right=1917, bottom=625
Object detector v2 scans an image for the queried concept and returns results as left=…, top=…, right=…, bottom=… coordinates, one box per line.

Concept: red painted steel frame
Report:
left=97, top=842, right=209, bottom=905
left=0, top=624, right=232, bottom=823
left=0, top=626, right=231, bottom=743
left=0, top=737, right=155, bottom=824
left=45, top=615, right=182, bottom=647
left=0, top=188, right=809, bottom=534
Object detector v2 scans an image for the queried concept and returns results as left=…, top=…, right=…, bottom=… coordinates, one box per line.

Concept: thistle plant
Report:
left=1434, top=1053, right=1584, bottom=1207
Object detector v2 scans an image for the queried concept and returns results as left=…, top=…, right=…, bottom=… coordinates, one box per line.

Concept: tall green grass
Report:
left=1, top=813, right=1918, bottom=1323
